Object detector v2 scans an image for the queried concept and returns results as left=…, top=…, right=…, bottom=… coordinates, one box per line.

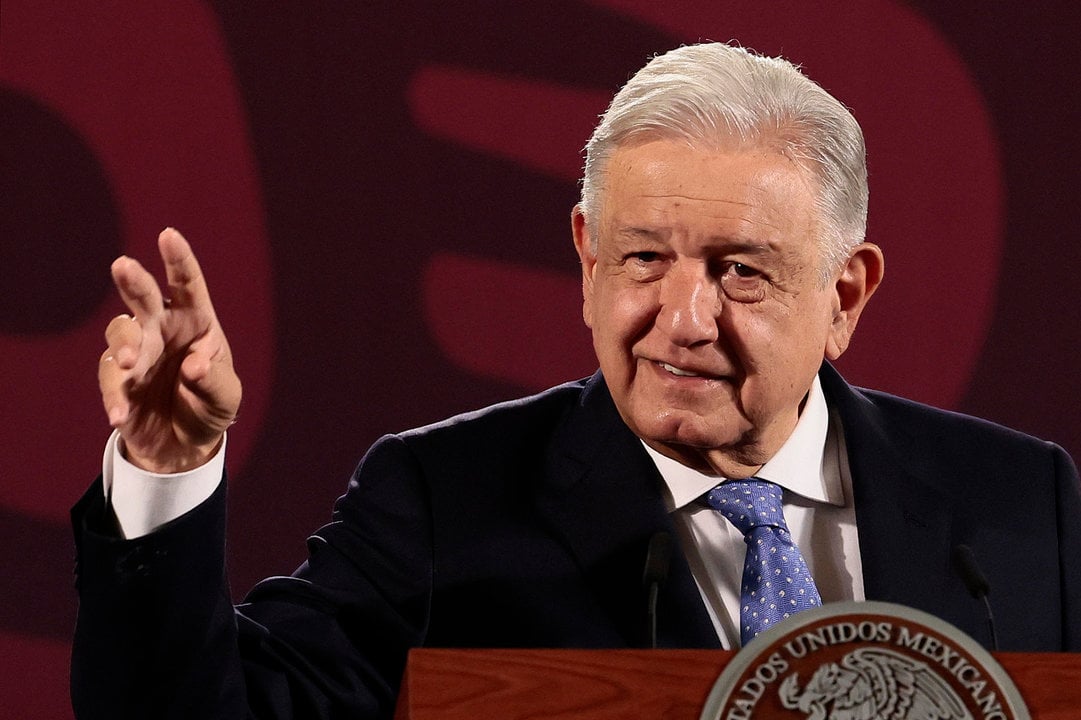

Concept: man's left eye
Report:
left=730, top=262, right=761, bottom=278
left=720, top=262, right=768, bottom=302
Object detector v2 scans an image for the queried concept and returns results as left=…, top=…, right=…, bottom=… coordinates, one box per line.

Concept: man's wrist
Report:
left=104, top=430, right=227, bottom=539
left=120, top=434, right=226, bottom=475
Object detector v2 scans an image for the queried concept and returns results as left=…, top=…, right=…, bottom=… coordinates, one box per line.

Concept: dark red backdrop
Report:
left=3, top=2, right=1079, bottom=716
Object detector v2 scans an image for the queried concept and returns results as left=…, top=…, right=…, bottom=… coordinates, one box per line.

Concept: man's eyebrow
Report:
left=708, top=238, right=775, bottom=254
left=614, top=226, right=670, bottom=242
left=611, top=227, right=778, bottom=255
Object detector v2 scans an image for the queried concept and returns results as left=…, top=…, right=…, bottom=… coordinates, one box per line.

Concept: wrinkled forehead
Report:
left=596, top=130, right=824, bottom=207
left=594, top=134, right=826, bottom=228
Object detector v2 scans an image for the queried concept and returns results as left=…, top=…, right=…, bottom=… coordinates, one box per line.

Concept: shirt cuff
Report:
left=102, top=429, right=227, bottom=539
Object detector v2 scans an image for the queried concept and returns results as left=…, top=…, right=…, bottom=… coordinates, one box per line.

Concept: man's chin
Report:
left=626, top=409, right=760, bottom=467
left=642, top=436, right=768, bottom=478
left=635, top=416, right=749, bottom=453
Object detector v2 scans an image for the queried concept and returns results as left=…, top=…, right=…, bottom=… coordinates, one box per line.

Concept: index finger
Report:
left=158, top=227, right=217, bottom=315
left=111, top=254, right=166, bottom=323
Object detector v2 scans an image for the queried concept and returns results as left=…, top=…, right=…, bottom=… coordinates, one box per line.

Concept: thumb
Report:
left=179, top=337, right=242, bottom=430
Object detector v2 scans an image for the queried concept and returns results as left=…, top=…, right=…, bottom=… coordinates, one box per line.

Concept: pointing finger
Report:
left=111, top=254, right=166, bottom=324
left=158, top=228, right=217, bottom=317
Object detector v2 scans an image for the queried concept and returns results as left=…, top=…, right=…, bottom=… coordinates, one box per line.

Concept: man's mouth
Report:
left=659, top=361, right=701, bottom=378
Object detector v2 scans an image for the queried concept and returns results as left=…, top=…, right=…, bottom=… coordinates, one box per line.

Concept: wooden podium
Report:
left=395, top=649, right=1081, bottom=719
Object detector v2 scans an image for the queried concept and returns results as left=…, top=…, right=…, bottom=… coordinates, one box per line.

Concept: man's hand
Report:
left=99, top=228, right=242, bottom=473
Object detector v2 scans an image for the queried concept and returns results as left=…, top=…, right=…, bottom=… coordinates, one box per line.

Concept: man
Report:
left=72, top=43, right=1081, bottom=719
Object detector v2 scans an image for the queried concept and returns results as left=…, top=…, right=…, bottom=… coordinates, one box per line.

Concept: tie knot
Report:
left=705, top=478, right=788, bottom=534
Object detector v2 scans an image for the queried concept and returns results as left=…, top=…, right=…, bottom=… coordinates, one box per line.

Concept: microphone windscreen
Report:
left=952, top=544, right=990, bottom=599
left=643, top=531, right=672, bottom=586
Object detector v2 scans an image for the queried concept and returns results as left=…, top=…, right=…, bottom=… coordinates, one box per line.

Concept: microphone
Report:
left=952, top=544, right=999, bottom=651
left=643, top=531, right=672, bottom=649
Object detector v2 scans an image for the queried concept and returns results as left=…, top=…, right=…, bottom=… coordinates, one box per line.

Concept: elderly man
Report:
left=72, top=43, right=1081, bottom=719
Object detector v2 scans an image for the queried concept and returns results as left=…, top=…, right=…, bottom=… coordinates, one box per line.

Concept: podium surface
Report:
left=396, top=649, right=1081, bottom=719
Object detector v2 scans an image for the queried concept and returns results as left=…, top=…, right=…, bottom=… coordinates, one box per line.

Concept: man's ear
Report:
left=825, top=242, right=885, bottom=360
left=571, top=205, right=597, bottom=329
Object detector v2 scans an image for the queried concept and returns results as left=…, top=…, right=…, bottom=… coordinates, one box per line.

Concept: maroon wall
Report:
left=3, top=1, right=1079, bottom=716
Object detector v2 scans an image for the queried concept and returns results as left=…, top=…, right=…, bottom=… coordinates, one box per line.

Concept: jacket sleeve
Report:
left=70, top=434, right=434, bottom=720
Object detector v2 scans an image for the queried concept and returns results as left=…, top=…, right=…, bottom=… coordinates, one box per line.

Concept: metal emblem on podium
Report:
left=700, top=601, right=1028, bottom=719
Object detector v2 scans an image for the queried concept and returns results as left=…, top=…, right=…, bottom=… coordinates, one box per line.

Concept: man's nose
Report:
left=658, top=264, right=721, bottom=346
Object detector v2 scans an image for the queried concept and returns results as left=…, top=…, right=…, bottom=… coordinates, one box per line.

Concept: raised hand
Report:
left=99, top=228, right=242, bottom=473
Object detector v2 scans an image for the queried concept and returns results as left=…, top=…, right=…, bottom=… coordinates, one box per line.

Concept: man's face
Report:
left=574, top=139, right=861, bottom=477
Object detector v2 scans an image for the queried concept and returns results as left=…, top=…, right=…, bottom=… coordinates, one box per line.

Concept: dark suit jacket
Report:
left=70, top=365, right=1081, bottom=719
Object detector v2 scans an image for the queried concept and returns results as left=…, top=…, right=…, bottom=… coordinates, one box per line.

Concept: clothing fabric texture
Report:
left=705, top=479, right=823, bottom=644
left=70, top=364, right=1081, bottom=719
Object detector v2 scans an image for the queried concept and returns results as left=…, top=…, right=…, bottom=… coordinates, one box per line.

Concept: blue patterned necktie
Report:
left=705, top=478, right=822, bottom=646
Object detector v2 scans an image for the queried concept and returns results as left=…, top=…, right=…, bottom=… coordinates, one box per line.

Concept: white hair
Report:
left=580, top=43, right=868, bottom=279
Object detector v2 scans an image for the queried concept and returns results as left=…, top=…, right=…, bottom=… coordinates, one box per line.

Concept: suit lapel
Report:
left=820, top=365, right=973, bottom=622
left=533, top=373, right=720, bottom=649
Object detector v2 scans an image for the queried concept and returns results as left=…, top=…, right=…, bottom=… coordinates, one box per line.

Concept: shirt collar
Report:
left=645, top=375, right=843, bottom=510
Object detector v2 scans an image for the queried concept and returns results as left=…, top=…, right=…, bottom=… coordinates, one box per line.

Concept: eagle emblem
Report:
left=777, top=647, right=972, bottom=720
